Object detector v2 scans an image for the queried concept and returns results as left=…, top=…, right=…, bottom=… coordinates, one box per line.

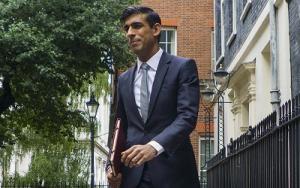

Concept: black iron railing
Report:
left=0, top=182, right=109, bottom=188
left=207, top=94, right=300, bottom=188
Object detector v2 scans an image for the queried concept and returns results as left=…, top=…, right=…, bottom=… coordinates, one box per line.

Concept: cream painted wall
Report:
left=256, top=46, right=273, bottom=122
left=222, top=1, right=292, bottom=147
left=277, top=1, right=292, bottom=103
left=224, top=90, right=234, bottom=143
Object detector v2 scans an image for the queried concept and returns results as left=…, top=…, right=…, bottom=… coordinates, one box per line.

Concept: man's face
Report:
left=123, top=14, right=160, bottom=57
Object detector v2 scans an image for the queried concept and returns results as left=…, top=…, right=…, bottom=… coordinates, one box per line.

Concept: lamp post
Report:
left=199, top=64, right=230, bottom=188
left=200, top=64, right=231, bottom=152
left=86, top=92, right=99, bottom=188
left=213, top=64, right=230, bottom=151
left=213, top=64, right=230, bottom=89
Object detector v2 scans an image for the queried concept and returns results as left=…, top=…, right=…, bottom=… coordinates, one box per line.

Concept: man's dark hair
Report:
left=120, top=6, right=161, bottom=28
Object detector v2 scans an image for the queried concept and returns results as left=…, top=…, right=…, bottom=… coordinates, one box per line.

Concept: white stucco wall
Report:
left=277, top=1, right=292, bottom=103
left=222, top=0, right=292, bottom=147
left=9, top=151, right=31, bottom=176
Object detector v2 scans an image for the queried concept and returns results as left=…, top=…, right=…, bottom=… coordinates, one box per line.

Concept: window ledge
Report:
left=216, top=55, right=224, bottom=65
left=240, top=1, right=252, bottom=22
left=226, top=32, right=236, bottom=47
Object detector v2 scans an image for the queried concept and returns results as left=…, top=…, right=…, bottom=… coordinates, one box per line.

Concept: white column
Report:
left=248, top=69, right=256, bottom=126
left=231, top=97, right=242, bottom=139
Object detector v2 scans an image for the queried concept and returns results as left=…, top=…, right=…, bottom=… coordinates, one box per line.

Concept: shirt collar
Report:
left=137, top=48, right=163, bottom=72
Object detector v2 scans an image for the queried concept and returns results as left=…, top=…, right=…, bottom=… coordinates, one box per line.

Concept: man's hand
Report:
left=121, top=144, right=157, bottom=168
left=107, top=167, right=122, bottom=188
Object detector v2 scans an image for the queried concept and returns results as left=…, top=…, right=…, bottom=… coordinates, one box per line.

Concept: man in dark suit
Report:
left=107, top=6, right=200, bottom=188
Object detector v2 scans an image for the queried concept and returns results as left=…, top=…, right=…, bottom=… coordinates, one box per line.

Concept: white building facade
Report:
left=213, top=0, right=293, bottom=151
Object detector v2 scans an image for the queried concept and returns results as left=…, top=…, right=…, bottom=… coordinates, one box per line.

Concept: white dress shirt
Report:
left=134, top=48, right=164, bottom=155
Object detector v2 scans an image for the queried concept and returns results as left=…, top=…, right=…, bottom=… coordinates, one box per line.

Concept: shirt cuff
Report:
left=148, top=141, right=165, bottom=156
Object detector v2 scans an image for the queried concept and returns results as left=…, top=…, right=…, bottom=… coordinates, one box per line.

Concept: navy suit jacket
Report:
left=116, top=52, right=200, bottom=188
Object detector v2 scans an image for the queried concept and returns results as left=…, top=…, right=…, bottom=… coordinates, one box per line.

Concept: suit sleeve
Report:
left=115, top=75, right=128, bottom=139
left=152, top=59, right=199, bottom=156
left=106, top=75, right=128, bottom=171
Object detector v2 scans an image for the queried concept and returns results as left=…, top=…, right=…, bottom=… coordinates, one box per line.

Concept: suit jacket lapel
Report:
left=128, top=65, right=144, bottom=125
left=148, top=52, right=172, bottom=119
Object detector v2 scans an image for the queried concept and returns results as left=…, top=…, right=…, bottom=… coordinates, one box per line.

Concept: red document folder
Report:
left=109, top=118, right=125, bottom=176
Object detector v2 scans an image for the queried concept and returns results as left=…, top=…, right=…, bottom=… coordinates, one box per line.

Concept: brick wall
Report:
left=141, top=0, right=214, bottom=170
left=288, top=0, right=300, bottom=97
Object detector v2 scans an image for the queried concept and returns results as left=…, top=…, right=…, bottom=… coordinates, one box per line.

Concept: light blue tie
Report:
left=140, top=63, right=150, bottom=123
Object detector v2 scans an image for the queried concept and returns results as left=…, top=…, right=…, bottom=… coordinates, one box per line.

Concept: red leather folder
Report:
left=109, top=118, right=125, bottom=176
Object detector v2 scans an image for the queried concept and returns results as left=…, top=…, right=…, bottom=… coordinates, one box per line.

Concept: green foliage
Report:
left=0, top=0, right=136, bottom=147
left=2, top=133, right=91, bottom=183
left=25, top=142, right=90, bottom=183
left=0, top=0, right=140, bottom=183
left=0, top=145, right=14, bottom=179
left=68, top=72, right=111, bottom=110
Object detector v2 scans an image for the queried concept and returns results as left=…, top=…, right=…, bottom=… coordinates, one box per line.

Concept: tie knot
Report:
left=140, top=63, right=151, bottom=71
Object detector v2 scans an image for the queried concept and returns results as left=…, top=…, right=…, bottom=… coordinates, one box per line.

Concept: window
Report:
left=221, top=1, right=225, bottom=56
left=215, top=0, right=221, bottom=60
left=216, top=0, right=225, bottom=65
left=159, top=28, right=177, bottom=55
left=199, top=138, right=214, bottom=168
left=199, top=138, right=214, bottom=187
left=226, top=0, right=237, bottom=46
left=242, top=0, right=248, bottom=7
left=227, top=0, right=233, bottom=38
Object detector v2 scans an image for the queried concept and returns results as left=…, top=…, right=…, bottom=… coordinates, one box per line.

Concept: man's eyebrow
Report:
left=130, top=21, right=143, bottom=24
left=123, top=21, right=144, bottom=30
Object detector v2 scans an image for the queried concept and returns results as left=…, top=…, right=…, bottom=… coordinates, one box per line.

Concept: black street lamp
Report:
left=213, top=64, right=230, bottom=93
left=199, top=63, right=231, bottom=187
left=213, top=64, right=230, bottom=151
left=201, top=64, right=231, bottom=152
left=86, top=92, right=99, bottom=188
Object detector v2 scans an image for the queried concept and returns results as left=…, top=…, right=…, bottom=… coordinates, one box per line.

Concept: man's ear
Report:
left=152, top=23, right=161, bottom=38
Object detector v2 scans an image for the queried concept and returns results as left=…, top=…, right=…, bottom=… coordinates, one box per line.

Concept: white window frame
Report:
left=240, top=0, right=252, bottom=22
left=216, top=0, right=225, bottom=65
left=159, top=27, right=177, bottom=55
left=198, top=137, right=215, bottom=172
left=226, top=0, right=237, bottom=46
left=211, top=30, right=216, bottom=75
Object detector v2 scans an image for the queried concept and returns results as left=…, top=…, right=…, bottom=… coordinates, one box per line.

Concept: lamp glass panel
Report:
left=214, top=74, right=229, bottom=86
left=88, top=104, right=98, bottom=118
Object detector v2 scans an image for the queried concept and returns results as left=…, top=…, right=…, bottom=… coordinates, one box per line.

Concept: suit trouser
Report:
left=136, top=163, right=153, bottom=188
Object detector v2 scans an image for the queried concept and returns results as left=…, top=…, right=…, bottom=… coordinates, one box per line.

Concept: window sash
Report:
left=159, top=28, right=177, bottom=55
